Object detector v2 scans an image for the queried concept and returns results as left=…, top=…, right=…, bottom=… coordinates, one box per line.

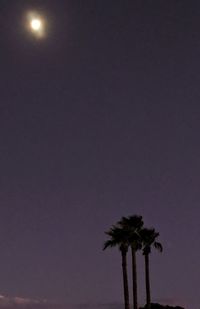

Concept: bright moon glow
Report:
left=31, top=19, right=42, bottom=31
left=27, top=12, right=46, bottom=38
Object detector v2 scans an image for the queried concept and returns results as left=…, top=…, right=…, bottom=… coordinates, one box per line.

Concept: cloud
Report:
left=0, top=299, right=125, bottom=309
left=0, top=295, right=46, bottom=308
left=0, top=298, right=186, bottom=309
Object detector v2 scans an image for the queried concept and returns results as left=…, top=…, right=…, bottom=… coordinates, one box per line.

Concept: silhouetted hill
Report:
left=140, top=303, right=185, bottom=309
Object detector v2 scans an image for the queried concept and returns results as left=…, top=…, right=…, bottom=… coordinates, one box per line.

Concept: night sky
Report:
left=0, top=1, right=200, bottom=309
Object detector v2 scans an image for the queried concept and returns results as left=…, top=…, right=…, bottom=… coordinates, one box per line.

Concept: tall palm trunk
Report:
left=121, top=250, right=130, bottom=309
left=131, top=247, right=138, bottom=309
left=144, top=253, right=151, bottom=309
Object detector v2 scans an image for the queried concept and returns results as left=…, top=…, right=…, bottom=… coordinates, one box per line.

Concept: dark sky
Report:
left=0, top=1, right=200, bottom=308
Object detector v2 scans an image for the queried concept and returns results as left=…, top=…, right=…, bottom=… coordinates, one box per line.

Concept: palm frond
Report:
left=140, top=227, right=163, bottom=254
left=103, top=240, right=117, bottom=250
left=118, top=215, right=143, bottom=230
left=116, top=215, right=144, bottom=251
left=154, top=241, right=163, bottom=252
left=103, top=224, right=130, bottom=252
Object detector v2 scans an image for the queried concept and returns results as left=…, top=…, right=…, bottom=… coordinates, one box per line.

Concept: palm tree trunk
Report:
left=121, top=251, right=130, bottom=309
left=145, top=253, right=151, bottom=309
left=131, top=248, right=138, bottom=309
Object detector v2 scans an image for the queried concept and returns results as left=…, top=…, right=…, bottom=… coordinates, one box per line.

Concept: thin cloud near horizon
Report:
left=0, top=295, right=187, bottom=309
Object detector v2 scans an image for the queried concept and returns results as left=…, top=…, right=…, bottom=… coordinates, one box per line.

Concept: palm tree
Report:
left=140, top=228, right=163, bottom=309
left=118, top=216, right=144, bottom=309
left=103, top=225, right=130, bottom=309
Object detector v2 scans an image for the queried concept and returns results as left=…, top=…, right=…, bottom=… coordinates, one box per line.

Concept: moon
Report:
left=27, top=12, right=46, bottom=38
left=30, top=19, right=42, bottom=31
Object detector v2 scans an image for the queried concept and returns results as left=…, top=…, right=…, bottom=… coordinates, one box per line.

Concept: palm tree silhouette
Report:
left=140, top=228, right=163, bottom=309
left=118, top=216, right=144, bottom=309
left=103, top=225, right=130, bottom=309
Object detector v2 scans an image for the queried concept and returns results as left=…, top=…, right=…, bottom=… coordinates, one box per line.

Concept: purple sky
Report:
left=0, top=1, right=200, bottom=309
